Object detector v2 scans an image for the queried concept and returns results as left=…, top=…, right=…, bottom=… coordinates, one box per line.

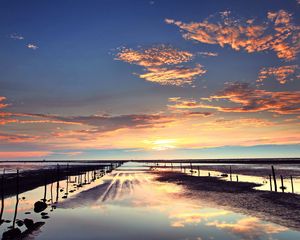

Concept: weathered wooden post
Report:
left=208, top=172, right=211, bottom=177
left=0, top=169, right=5, bottom=222
left=190, top=162, right=193, bottom=175
left=236, top=175, right=239, bottom=182
left=229, top=166, right=232, bottom=181
left=43, top=171, right=47, bottom=202
left=271, top=165, right=277, bottom=192
left=290, top=176, right=294, bottom=193
left=269, top=174, right=272, bottom=191
left=66, top=164, right=69, bottom=194
left=280, top=175, right=285, bottom=193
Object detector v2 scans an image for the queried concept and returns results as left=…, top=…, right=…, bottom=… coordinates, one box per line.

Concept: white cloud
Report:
left=27, top=44, right=38, bottom=50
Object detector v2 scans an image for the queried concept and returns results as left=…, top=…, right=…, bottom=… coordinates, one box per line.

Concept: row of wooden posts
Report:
left=154, top=162, right=296, bottom=194
left=0, top=162, right=121, bottom=231
left=270, top=165, right=294, bottom=193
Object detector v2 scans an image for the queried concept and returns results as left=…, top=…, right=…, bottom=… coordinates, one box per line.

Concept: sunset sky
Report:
left=0, top=0, right=300, bottom=160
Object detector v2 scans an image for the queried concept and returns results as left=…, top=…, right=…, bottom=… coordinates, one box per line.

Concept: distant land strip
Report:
left=0, top=158, right=300, bottom=164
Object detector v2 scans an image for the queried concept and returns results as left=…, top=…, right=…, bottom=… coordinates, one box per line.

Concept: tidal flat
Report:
left=0, top=162, right=300, bottom=240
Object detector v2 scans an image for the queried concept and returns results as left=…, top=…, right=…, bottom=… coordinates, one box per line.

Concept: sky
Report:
left=0, top=0, right=300, bottom=160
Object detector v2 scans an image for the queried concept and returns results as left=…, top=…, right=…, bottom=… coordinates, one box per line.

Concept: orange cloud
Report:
left=257, top=65, right=299, bottom=84
left=116, top=45, right=206, bottom=86
left=203, top=118, right=275, bottom=128
left=139, top=64, right=206, bottom=86
left=200, top=82, right=300, bottom=114
left=0, top=151, right=51, bottom=159
left=0, top=96, right=8, bottom=109
left=168, top=97, right=203, bottom=109
left=166, top=10, right=300, bottom=61
left=0, top=133, right=38, bottom=143
left=116, top=45, right=193, bottom=67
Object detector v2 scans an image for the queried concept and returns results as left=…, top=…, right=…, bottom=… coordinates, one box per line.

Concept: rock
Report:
left=16, top=220, right=23, bottom=227
left=24, top=218, right=34, bottom=229
left=2, top=228, right=21, bottom=239
left=34, top=201, right=47, bottom=213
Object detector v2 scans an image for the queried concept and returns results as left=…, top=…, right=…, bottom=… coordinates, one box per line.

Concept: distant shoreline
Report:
left=0, top=158, right=300, bottom=164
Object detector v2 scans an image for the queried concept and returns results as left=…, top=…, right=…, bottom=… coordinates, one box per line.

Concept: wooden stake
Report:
left=271, top=166, right=277, bottom=192
left=0, top=169, right=5, bottom=222
left=290, top=176, right=294, bottom=193
left=280, top=175, right=285, bottom=193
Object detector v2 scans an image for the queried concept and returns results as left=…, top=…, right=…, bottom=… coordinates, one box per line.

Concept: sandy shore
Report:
left=155, top=171, right=300, bottom=231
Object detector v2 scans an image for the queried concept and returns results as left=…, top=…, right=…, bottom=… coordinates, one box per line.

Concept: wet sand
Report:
left=155, top=171, right=300, bottom=231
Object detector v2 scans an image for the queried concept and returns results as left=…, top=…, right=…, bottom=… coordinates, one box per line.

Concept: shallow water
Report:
left=149, top=162, right=300, bottom=194
left=1, top=162, right=300, bottom=239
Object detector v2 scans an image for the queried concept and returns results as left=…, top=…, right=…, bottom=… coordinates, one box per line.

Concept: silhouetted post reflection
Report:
left=12, top=170, right=19, bottom=229
left=229, top=166, right=232, bottom=181
left=269, top=174, right=272, bottom=191
left=50, top=181, right=53, bottom=204
left=34, top=170, right=48, bottom=213
left=271, top=165, right=277, bottom=192
left=236, top=175, right=239, bottom=182
left=43, top=171, right=47, bottom=202
left=0, top=169, right=5, bottom=224
left=290, top=176, right=294, bottom=193
left=280, top=175, right=285, bottom=193
left=2, top=171, right=21, bottom=240
left=198, top=166, right=200, bottom=176
left=56, top=164, right=60, bottom=203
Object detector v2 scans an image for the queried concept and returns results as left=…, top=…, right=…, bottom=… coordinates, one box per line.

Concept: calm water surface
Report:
left=1, top=162, right=299, bottom=240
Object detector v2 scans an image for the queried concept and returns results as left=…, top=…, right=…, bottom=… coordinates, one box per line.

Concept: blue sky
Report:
left=0, top=0, right=299, bottom=160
